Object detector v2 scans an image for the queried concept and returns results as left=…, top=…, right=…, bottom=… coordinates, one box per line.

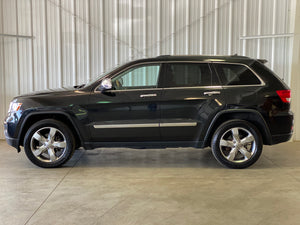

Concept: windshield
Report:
left=83, top=62, right=129, bottom=88
left=84, top=71, right=110, bottom=87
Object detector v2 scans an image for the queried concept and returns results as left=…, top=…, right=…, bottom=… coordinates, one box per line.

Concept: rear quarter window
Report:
left=214, top=63, right=261, bottom=86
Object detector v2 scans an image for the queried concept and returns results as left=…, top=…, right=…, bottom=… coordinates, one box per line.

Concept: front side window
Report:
left=162, top=63, right=217, bottom=88
left=215, top=63, right=261, bottom=86
left=112, top=64, right=160, bottom=90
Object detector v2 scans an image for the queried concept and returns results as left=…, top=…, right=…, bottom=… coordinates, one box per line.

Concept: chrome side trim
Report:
left=94, top=123, right=159, bottom=129
left=93, top=122, right=198, bottom=129
left=140, top=94, right=157, bottom=98
left=160, top=122, right=197, bottom=127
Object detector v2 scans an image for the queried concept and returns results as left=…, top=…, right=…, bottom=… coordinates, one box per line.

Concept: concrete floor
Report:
left=1, top=140, right=300, bottom=225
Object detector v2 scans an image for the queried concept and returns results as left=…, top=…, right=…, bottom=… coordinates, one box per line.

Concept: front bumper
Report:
left=5, top=135, right=20, bottom=152
left=4, top=115, right=21, bottom=152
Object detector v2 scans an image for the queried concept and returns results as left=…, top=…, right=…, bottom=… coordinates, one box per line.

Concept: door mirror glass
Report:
left=99, top=78, right=112, bottom=91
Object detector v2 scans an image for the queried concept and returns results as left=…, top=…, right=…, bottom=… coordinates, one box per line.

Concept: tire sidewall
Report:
left=24, top=119, right=75, bottom=168
left=211, top=120, right=262, bottom=169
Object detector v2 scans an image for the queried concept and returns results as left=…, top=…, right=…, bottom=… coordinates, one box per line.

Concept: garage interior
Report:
left=1, top=0, right=300, bottom=224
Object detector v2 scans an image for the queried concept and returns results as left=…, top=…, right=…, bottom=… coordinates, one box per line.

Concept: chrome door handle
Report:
left=140, top=94, right=157, bottom=98
left=203, top=91, right=221, bottom=96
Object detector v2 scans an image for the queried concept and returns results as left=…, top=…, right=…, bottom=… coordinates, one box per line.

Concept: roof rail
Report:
left=257, top=59, right=268, bottom=64
left=156, top=55, right=171, bottom=58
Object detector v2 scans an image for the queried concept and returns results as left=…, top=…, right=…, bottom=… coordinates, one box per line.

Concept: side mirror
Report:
left=99, top=78, right=112, bottom=92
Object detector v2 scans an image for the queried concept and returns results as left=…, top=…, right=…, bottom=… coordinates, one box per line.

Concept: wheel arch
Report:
left=203, top=109, right=272, bottom=147
left=18, top=112, right=83, bottom=149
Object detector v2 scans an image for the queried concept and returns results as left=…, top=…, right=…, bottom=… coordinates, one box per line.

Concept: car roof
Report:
left=128, top=55, right=256, bottom=65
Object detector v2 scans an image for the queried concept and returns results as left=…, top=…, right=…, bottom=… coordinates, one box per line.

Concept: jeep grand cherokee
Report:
left=4, top=55, right=293, bottom=168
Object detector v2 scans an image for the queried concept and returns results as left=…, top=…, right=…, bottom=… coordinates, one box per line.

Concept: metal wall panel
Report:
left=0, top=0, right=295, bottom=139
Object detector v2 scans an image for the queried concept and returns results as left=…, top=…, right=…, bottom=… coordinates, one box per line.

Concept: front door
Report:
left=88, top=63, right=162, bottom=142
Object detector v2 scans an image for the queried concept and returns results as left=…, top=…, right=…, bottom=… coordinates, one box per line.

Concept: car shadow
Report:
left=69, top=148, right=228, bottom=169
left=66, top=147, right=279, bottom=169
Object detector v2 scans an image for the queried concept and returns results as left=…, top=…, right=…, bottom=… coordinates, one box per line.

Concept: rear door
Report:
left=159, top=62, right=225, bottom=145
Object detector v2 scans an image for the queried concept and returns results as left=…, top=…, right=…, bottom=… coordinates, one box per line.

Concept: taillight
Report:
left=276, top=90, right=291, bottom=103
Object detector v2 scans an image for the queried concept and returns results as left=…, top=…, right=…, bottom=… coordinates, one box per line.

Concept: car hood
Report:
left=16, top=87, right=76, bottom=98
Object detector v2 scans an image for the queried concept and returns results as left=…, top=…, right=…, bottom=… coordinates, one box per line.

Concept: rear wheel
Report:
left=211, top=120, right=262, bottom=169
left=24, top=119, right=75, bottom=168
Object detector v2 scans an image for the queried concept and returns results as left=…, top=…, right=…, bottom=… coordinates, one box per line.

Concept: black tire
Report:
left=211, top=119, right=262, bottom=169
left=24, top=119, right=75, bottom=168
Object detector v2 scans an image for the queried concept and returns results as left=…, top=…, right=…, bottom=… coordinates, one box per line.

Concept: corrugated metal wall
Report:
left=0, top=0, right=294, bottom=139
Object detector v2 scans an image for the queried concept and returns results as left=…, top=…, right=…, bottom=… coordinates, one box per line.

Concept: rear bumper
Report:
left=271, top=132, right=293, bottom=145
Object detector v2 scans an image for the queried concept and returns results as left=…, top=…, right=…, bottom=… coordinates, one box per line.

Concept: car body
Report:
left=4, top=55, right=293, bottom=168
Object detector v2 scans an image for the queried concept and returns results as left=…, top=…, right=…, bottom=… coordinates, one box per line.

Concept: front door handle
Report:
left=140, top=94, right=157, bottom=98
left=203, top=91, right=221, bottom=96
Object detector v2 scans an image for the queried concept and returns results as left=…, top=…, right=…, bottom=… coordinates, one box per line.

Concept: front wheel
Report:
left=211, top=120, right=262, bottom=169
left=24, top=119, right=75, bottom=168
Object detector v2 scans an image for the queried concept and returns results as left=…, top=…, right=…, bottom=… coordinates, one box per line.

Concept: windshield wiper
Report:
left=74, top=84, right=85, bottom=89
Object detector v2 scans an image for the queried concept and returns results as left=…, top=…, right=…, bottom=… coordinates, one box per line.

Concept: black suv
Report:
left=4, top=55, right=293, bottom=168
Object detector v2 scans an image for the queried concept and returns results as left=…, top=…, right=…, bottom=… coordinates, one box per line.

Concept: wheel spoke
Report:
left=53, top=141, right=66, bottom=148
left=48, top=128, right=57, bottom=141
left=241, top=134, right=254, bottom=145
left=33, top=132, right=47, bottom=144
left=227, top=148, right=238, bottom=161
left=48, top=148, right=57, bottom=162
left=220, top=139, right=234, bottom=148
left=231, top=128, right=240, bottom=142
left=239, top=147, right=252, bottom=159
left=33, top=145, right=47, bottom=157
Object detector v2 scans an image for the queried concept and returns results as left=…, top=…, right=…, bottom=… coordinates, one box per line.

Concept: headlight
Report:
left=8, top=102, right=22, bottom=113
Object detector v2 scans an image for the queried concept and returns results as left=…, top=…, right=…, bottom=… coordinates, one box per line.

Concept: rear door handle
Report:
left=140, top=94, right=157, bottom=98
left=203, top=91, right=221, bottom=96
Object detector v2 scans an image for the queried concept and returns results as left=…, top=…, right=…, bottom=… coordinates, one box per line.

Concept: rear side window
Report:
left=214, top=63, right=261, bottom=86
left=162, top=63, right=218, bottom=88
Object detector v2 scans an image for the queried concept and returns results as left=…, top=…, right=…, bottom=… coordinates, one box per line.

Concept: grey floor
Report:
left=1, top=140, right=300, bottom=225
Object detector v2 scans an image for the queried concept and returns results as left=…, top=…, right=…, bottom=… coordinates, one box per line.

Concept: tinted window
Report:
left=215, top=64, right=261, bottom=85
left=163, top=63, right=217, bottom=88
left=112, top=64, right=160, bottom=90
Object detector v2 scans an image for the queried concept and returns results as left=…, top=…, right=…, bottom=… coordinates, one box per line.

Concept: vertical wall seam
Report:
left=1, top=0, right=6, bottom=108
left=129, top=0, right=133, bottom=60
left=214, top=0, right=218, bottom=55
left=242, top=0, right=247, bottom=55
left=15, top=0, right=20, bottom=95
left=171, top=0, right=175, bottom=54
left=271, top=0, right=277, bottom=70
left=157, top=0, right=161, bottom=55
left=228, top=0, right=233, bottom=55
left=199, top=0, right=204, bottom=54
left=186, top=0, right=189, bottom=54
left=114, top=0, right=118, bottom=65
left=30, top=0, right=35, bottom=91
left=143, top=0, right=147, bottom=57
left=59, top=0, right=63, bottom=87
left=87, top=0, right=91, bottom=81
left=73, top=0, right=77, bottom=85
left=44, top=0, right=49, bottom=89
left=100, top=0, right=105, bottom=73
left=257, top=0, right=262, bottom=58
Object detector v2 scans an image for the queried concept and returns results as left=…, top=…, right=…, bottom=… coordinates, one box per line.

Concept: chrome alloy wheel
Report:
left=219, top=127, right=257, bottom=163
left=30, top=127, right=67, bottom=163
